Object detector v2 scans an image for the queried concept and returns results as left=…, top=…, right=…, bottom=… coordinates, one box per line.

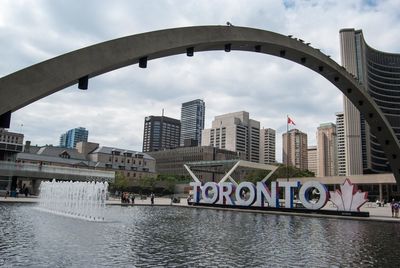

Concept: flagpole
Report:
left=286, top=115, right=289, bottom=182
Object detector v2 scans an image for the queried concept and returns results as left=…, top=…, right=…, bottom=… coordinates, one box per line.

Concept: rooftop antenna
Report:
left=162, top=108, right=164, bottom=117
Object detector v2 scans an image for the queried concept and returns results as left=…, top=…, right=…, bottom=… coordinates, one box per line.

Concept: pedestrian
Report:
left=24, top=187, right=29, bottom=197
left=5, top=190, right=9, bottom=199
left=150, top=193, right=155, bottom=205
left=394, top=202, right=399, bottom=218
left=390, top=199, right=396, bottom=217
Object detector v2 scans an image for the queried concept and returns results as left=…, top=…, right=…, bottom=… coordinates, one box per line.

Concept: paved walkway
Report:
left=1, top=196, right=399, bottom=223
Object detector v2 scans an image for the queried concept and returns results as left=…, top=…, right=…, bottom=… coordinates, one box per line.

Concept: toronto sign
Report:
left=190, top=179, right=368, bottom=212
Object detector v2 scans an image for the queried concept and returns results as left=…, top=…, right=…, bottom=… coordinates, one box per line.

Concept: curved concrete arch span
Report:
left=0, top=25, right=399, bottom=183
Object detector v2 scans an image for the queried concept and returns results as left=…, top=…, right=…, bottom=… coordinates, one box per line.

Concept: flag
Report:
left=287, top=116, right=296, bottom=125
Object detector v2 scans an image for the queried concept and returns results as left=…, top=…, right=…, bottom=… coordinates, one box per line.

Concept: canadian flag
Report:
left=287, top=117, right=296, bottom=125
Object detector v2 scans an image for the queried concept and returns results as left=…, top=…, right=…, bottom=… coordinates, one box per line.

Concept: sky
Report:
left=1, top=0, right=399, bottom=162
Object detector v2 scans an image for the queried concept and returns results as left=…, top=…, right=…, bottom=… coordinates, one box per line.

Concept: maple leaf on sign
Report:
left=329, top=179, right=368, bottom=212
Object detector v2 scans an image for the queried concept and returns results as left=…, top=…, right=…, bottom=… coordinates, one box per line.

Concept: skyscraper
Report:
left=142, top=115, right=181, bottom=152
left=180, top=99, right=205, bottom=147
left=282, top=129, right=308, bottom=170
left=307, top=145, right=317, bottom=175
left=260, top=128, right=276, bottom=164
left=201, top=111, right=260, bottom=162
left=336, top=112, right=346, bottom=176
left=317, top=123, right=337, bottom=177
left=59, top=127, right=88, bottom=149
left=340, top=28, right=400, bottom=174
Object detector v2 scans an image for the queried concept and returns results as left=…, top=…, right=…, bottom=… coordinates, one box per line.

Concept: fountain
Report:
left=38, top=179, right=108, bottom=221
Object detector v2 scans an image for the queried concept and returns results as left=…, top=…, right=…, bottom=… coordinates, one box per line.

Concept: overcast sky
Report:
left=1, top=0, right=399, bottom=162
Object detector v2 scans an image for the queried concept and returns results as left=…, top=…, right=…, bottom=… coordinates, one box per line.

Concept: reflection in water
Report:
left=0, top=204, right=399, bottom=267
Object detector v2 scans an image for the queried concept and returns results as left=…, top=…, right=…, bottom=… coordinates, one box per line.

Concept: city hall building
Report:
left=340, top=29, right=400, bottom=175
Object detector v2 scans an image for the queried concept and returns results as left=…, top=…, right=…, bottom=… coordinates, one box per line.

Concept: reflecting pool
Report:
left=0, top=204, right=399, bottom=267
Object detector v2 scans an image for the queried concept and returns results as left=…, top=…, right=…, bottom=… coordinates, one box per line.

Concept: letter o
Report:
left=299, top=181, right=328, bottom=210
left=235, top=182, right=256, bottom=206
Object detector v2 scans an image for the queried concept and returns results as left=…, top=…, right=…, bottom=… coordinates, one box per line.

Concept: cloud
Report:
left=1, top=0, right=400, bottom=163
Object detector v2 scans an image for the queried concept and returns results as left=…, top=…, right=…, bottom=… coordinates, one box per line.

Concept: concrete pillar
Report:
left=10, top=176, right=17, bottom=191
left=386, top=184, right=390, bottom=202
left=32, top=179, right=40, bottom=195
left=6, top=176, right=11, bottom=190
left=379, top=184, right=383, bottom=202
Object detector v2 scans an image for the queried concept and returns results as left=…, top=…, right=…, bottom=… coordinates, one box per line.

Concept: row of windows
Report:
left=366, top=51, right=400, bottom=70
left=0, top=135, right=22, bottom=144
left=368, top=77, right=400, bottom=93
left=368, top=67, right=400, bottom=82
left=108, top=156, right=146, bottom=166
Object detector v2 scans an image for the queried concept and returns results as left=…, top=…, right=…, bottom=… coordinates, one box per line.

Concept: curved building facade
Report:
left=340, top=29, right=400, bottom=174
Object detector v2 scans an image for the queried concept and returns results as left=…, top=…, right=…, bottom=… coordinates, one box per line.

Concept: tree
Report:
left=244, top=170, right=271, bottom=183
left=138, top=176, right=157, bottom=191
left=109, top=172, right=129, bottom=192
left=244, top=164, right=315, bottom=183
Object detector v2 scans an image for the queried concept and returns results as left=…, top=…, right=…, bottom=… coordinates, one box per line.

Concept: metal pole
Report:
left=286, top=115, right=289, bottom=182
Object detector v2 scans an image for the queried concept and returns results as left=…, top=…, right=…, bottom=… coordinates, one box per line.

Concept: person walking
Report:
left=150, top=193, right=155, bottom=205
left=394, top=202, right=399, bottom=218
left=390, top=199, right=396, bottom=217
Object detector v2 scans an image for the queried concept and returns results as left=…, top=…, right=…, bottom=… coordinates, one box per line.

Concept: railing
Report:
left=0, top=161, right=115, bottom=181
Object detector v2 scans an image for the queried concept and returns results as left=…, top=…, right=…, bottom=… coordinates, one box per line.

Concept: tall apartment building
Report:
left=260, top=128, right=276, bottom=164
left=307, top=146, right=317, bottom=175
left=317, top=123, right=337, bottom=177
left=336, top=112, right=346, bottom=176
left=202, top=111, right=260, bottom=162
left=340, top=28, right=400, bottom=174
left=282, top=129, right=308, bottom=170
left=59, top=127, right=88, bottom=149
left=180, top=99, right=205, bottom=147
left=142, top=116, right=180, bottom=152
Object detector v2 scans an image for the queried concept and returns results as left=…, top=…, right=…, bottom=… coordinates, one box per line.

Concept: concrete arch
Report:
left=0, top=25, right=399, bottom=183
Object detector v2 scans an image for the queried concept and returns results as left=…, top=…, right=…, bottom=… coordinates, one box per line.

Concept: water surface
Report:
left=0, top=204, right=399, bottom=267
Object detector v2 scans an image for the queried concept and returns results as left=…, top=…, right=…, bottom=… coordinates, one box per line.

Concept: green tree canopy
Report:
left=109, top=172, right=129, bottom=191
left=244, top=164, right=315, bottom=183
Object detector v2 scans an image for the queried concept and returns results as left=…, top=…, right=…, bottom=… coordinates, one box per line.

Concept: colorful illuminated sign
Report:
left=190, top=179, right=368, bottom=212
